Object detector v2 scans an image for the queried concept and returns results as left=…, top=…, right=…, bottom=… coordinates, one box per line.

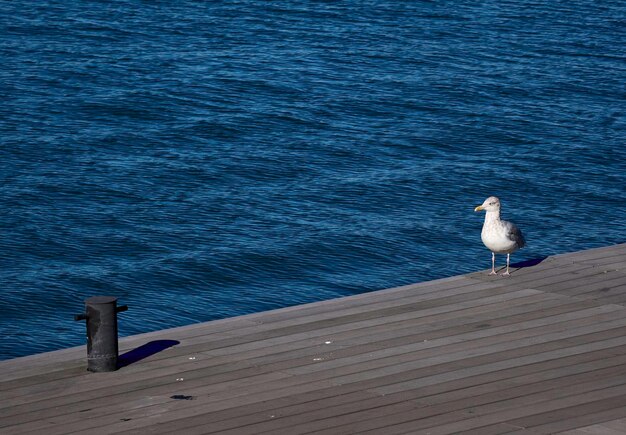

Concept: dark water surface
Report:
left=1, top=0, right=625, bottom=360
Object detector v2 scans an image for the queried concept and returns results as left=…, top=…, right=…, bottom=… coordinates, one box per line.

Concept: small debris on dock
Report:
left=171, top=395, right=194, bottom=400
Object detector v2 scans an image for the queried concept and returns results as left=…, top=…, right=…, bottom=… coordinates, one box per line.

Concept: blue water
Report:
left=1, top=1, right=625, bottom=360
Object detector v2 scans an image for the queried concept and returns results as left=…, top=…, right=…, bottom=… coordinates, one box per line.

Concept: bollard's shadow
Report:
left=117, top=340, right=180, bottom=369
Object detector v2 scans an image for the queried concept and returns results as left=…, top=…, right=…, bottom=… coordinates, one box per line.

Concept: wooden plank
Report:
left=552, top=244, right=626, bottom=263
left=46, top=378, right=345, bottom=435
left=538, top=271, right=626, bottom=296
left=24, top=345, right=626, bottom=435
left=177, top=364, right=626, bottom=435
left=371, top=335, right=626, bottom=396
left=470, top=260, right=595, bottom=282
left=83, top=279, right=506, bottom=368
left=119, top=390, right=382, bottom=435
left=568, top=274, right=626, bottom=296
left=128, top=357, right=624, bottom=433
left=114, top=350, right=626, bottom=435
left=3, top=284, right=510, bottom=386
left=46, top=336, right=626, bottom=434
left=576, top=259, right=626, bottom=272
left=505, top=265, right=608, bottom=292
left=312, top=319, right=626, bottom=388
left=1, top=316, right=624, bottom=406
left=0, top=275, right=479, bottom=381
left=0, top=318, right=262, bottom=380
left=406, top=348, right=626, bottom=406
left=562, top=417, right=626, bottom=435
left=502, top=395, right=626, bottom=434
left=285, top=306, right=626, bottom=378
left=0, top=369, right=294, bottom=428
left=2, top=243, right=626, bottom=435
left=348, top=389, right=626, bottom=435
left=1, top=318, right=608, bottom=400
left=0, top=289, right=556, bottom=407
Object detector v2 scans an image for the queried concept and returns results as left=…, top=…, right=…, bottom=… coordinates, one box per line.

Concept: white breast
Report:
left=481, top=221, right=518, bottom=254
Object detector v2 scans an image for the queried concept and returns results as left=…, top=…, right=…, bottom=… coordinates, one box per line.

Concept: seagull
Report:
left=474, top=196, right=525, bottom=276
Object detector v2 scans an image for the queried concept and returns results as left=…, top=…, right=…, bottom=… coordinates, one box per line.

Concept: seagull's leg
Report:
left=502, top=254, right=511, bottom=276
left=489, top=252, right=497, bottom=275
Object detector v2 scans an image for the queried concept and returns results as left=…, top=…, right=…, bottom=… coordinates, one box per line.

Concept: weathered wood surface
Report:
left=1, top=243, right=625, bottom=434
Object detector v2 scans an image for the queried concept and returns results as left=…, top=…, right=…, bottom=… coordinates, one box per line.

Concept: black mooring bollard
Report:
left=74, top=296, right=128, bottom=372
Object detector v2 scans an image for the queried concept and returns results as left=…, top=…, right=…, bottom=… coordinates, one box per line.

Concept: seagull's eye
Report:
left=489, top=202, right=494, bottom=205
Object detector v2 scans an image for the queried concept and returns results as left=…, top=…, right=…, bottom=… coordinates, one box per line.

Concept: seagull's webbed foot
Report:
left=489, top=271, right=498, bottom=276
left=501, top=271, right=511, bottom=277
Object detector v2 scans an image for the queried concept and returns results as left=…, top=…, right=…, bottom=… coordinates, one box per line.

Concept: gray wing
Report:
left=504, top=220, right=526, bottom=249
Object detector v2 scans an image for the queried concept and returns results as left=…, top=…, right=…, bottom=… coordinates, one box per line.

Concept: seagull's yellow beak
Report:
left=474, top=205, right=484, bottom=212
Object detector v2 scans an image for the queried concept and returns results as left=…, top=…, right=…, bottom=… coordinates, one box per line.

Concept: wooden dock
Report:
left=1, top=243, right=626, bottom=434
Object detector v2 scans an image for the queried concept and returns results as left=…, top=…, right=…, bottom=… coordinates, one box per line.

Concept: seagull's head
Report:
left=474, top=196, right=501, bottom=213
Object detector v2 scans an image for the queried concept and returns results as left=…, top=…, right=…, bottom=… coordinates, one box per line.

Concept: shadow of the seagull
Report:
left=511, top=257, right=548, bottom=268
left=503, top=256, right=548, bottom=275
